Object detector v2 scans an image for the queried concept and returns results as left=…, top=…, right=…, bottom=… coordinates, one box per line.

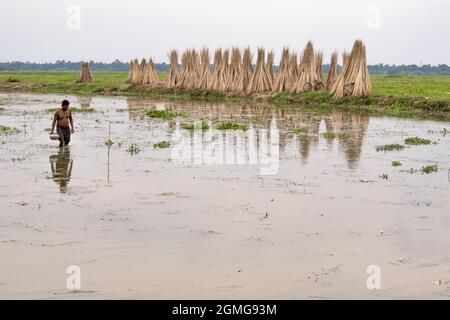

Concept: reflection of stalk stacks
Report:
left=125, top=40, right=371, bottom=97
left=325, top=52, right=338, bottom=91
left=76, top=62, right=92, bottom=83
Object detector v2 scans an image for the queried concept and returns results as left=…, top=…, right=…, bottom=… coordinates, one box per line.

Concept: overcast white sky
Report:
left=1, top=0, right=449, bottom=65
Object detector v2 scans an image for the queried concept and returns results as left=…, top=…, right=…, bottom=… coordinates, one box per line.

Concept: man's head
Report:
left=61, top=99, right=70, bottom=111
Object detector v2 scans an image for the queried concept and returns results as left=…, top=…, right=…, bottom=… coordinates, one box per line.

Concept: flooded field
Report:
left=0, top=92, right=449, bottom=299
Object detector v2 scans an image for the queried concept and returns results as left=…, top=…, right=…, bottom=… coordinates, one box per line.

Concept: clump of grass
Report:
left=440, top=128, right=448, bottom=136
left=153, top=140, right=171, bottom=149
left=105, top=139, right=114, bottom=146
left=376, top=144, right=405, bottom=152
left=293, top=127, right=308, bottom=134
left=146, top=109, right=183, bottom=120
left=251, top=116, right=262, bottom=124
left=6, top=77, right=20, bottom=83
left=116, top=108, right=128, bottom=112
left=0, top=107, right=5, bottom=112
left=47, top=107, right=95, bottom=113
left=404, top=137, right=432, bottom=145
left=0, top=125, right=20, bottom=135
left=181, top=121, right=210, bottom=131
left=44, top=128, right=52, bottom=132
left=392, top=160, right=402, bottom=167
left=420, top=164, right=438, bottom=174
left=216, top=122, right=247, bottom=131
left=126, top=143, right=141, bottom=155
left=379, top=173, right=389, bottom=180
left=320, top=131, right=348, bottom=140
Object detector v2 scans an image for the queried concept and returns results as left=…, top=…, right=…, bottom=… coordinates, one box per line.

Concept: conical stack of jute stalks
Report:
left=126, top=59, right=134, bottom=83
left=210, top=49, right=227, bottom=91
left=147, top=58, right=160, bottom=86
left=325, top=52, right=338, bottom=91
left=266, top=50, right=275, bottom=88
left=248, top=48, right=272, bottom=93
left=346, top=40, right=372, bottom=97
left=197, top=48, right=210, bottom=91
left=237, top=47, right=254, bottom=93
left=295, top=41, right=320, bottom=92
left=287, top=52, right=299, bottom=91
left=330, top=40, right=371, bottom=99
left=314, top=51, right=324, bottom=90
left=225, top=47, right=242, bottom=92
left=76, top=62, right=92, bottom=83
left=330, top=51, right=350, bottom=99
left=166, top=50, right=179, bottom=89
left=130, top=58, right=141, bottom=84
left=272, top=48, right=290, bottom=92
left=141, top=59, right=150, bottom=84
left=138, top=58, right=147, bottom=84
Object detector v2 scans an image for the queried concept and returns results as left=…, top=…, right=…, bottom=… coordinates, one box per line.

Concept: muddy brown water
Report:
left=0, top=92, right=449, bottom=299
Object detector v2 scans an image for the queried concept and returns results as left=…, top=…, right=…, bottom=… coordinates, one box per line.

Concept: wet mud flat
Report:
left=0, top=92, right=449, bottom=299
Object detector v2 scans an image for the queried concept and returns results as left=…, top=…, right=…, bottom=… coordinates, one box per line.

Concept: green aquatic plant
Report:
left=126, top=143, right=141, bottom=155
left=420, top=164, right=438, bottom=174
left=153, top=141, right=171, bottom=149
left=146, top=109, right=183, bottom=120
left=105, top=139, right=114, bottom=146
left=379, top=173, right=389, bottom=180
left=404, top=137, right=432, bottom=145
left=375, top=144, right=405, bottom=152
left=216, top=122, right=247, bottom=131
left=293, top=127, right=308, bottom=134
left=391, top=161, right=402, bottom=167
left=0, top=125, right=20, bottom=135
left=320, top=131, right=348, bottom=140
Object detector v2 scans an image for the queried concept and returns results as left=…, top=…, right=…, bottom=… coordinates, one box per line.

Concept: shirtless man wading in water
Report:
left=51, top=99, right=74, bottom=147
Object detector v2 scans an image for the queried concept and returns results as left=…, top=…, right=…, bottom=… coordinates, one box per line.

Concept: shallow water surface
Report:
left=0, top=92, right=449, bottom=299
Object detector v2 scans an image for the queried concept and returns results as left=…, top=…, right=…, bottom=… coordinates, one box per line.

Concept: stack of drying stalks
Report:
left=330, top=40, right=371, bottom=99
left=126, top=58, right=161, bottom=87
left=126, top=39, right=371, bottom=98
left=295, top=42, right=323, bottom=92
left=76, top=62, right=92, bottom=83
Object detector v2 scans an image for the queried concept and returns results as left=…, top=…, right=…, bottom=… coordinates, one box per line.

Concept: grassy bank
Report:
left=0, top=72, right=449, bottom=120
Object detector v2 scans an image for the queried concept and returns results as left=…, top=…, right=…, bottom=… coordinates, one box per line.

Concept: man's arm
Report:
left=51, top=112, right=57, bottom=134
left=69, top=111, right=74, bottom=133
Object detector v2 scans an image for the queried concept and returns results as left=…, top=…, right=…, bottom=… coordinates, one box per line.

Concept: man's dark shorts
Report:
left=57, top=126, right=71, bottom=146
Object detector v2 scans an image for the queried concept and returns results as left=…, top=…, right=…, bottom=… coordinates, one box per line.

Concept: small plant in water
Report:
left=153, top=141, right=171, bottom=149
left=105, top=139, right=114, bottom=146
left=216, top=122, right=247, bottom=131
left=376, top=144, right=405, bottom=152
left=440, top=128, right=448, bottom=136
left=379, top=173, right=389, bottom=180
left=127, top=143, right=141, bottom=155
left=320, top=131, right=348, bottom=140
left=293, top=127, right=308, bottom=134
left=0, top=125, right=20, bottom=135
left=391, top=160, right=402, bottom=167
left=146, top=109, right=182, bottom=120
left=420, top=164, right=438, bottom=174
left=404, top=137, right=432, bottom=145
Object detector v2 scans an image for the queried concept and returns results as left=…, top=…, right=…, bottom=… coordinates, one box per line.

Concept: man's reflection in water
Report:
left=49, top=147, right=73, bottom=193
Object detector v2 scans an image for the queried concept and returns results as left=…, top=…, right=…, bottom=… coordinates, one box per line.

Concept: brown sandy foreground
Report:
left=0, top=92, right=449, bottom=299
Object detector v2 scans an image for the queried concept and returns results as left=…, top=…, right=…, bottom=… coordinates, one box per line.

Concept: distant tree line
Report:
left=1, top=60, right=449, bottom=75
